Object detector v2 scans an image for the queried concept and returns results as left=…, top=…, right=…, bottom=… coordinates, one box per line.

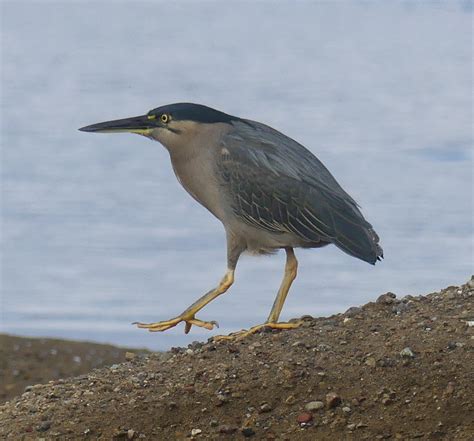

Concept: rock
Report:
left=260, top=403, right=272, bottom=412
left=37, top=421, right=51, bottom=432
left=377, top=292, right=397, bottom=304
left=297, top=412, right=313, bottom=424
left=326, top=392, right=342, bottom=408
left=127, top=429, right=135, bottom=439
left=393, top=302, right=410, bottom=315
left=345, top=306, right=363, bottom=317
left=209, top=420, right=218, bottom=427
left=291, top=340, right=305, bottom=347
left=125, top=352, right=136, bottom=361
left=241, top=427, right=255, bottom=437
left=400, top=347, right=415, bottom=358
left=218, top=425, right=237, bottom=434
left=342, top=406, right=351, bottom=413
left=444, top=382, right=455, bottom=395
left=365, top=357, right=376, bottom=367
left=305, top=401, right=324, bottom=411
left=191, top=428, right=202, bottom=436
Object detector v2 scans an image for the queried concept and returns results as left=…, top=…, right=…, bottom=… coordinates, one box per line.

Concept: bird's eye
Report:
left=160, top=114, right=170, bottom=123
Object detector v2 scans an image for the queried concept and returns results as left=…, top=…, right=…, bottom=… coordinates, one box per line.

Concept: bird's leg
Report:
left=134, top=270, right=234, bottom=333
left=215, top=248, right=302, bottom=341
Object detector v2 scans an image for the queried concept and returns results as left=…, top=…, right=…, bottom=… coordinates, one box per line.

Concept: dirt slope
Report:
left=1, top=279, right=473, bottom=440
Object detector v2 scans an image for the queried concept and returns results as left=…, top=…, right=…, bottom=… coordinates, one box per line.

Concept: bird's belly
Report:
left=225, top=217, right=326, bottom=254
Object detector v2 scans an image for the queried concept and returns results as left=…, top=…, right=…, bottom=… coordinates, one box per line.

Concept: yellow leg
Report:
left=134, top=270, right=234, bottom=333
left=215, top=248, right=302, bottom=341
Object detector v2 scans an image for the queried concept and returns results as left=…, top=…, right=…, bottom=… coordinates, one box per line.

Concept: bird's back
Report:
left=217, top=119, right=383, bottom=264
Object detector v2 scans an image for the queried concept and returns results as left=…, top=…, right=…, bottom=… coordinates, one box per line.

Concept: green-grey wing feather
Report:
left=217, top=120, right=383, bottom=264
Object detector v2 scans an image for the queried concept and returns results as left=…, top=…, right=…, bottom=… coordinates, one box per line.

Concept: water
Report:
left=1, top=2, right=472, bottom=350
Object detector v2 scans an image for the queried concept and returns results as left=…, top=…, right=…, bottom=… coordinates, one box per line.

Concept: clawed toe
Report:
left=133, top=316, right=219, bottom=333
left=214, top=320, right=303, bottom=342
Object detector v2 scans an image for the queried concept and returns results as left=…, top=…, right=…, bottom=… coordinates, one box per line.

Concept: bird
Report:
left=79, top=103, right=383, bottom=339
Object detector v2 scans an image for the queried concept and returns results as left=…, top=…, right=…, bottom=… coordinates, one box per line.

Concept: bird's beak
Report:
left=79, top=115, right=160, bottom=135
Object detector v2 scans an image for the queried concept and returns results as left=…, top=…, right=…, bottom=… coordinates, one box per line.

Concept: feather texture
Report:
left=217, top=119, right=383, bottom=264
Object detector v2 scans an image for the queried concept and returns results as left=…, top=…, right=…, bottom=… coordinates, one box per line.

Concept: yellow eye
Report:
left=160, top=114, right=170, bottom=123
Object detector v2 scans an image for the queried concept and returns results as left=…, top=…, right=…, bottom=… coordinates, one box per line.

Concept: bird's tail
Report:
left=330, top=202, right=383, bottom=265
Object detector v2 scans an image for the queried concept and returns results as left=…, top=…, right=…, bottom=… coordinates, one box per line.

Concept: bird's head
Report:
left=79, top=103, right=237, bottom=151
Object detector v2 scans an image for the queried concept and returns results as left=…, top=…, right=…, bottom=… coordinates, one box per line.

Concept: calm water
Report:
left=1, top=2, right=472, bottom=350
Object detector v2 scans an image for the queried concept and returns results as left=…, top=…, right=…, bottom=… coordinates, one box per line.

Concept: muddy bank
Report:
left=0, top=334, right=148, bottom=403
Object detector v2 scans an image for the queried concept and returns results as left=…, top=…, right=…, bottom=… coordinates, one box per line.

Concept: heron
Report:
left=79, top=103, right=383, bottom=338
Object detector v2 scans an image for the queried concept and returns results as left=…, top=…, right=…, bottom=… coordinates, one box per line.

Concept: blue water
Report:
left=1, top=2, right=472, bottom=350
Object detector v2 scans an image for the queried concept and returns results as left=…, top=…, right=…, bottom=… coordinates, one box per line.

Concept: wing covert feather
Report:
left=217, top=120, right=383, bottom=264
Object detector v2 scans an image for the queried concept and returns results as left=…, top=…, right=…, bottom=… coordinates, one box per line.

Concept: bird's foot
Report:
left=214, top=320, right=303, bottom=342
left=133, top=315, right=219, bottom=334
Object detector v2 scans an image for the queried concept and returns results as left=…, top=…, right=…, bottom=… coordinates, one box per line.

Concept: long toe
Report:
left=133, top=316, right=219, bottom=333
left=214, top=320, right=303, bottom=342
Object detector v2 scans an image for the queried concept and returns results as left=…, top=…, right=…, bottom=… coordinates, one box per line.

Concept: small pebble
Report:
left=393, top=302, right=410, bottom=314
left=260, top=403, right=272, bottom=412
left=125, top=352, right=136, bottom=361
left=376, top=292, right=397, bottom=304
left=219, top=425, right=237, bottom=434
left=365, top=357, right=376, bottom=367
left=37, top=421, right=51, bottom=432
left=342, top=406, right=351, bottom=413
left=305, top=401, right=324, bottom=411
left=400, top=347, right=415, bottom=358
left=445, top=382, right=455, bottom=395
left=345, top=306, right=363, bottom=317
left=297, top=412, right=313, bottom=424
left=127, top=429, right=135, bottom=439
left=241, top=427, right=256, bottom=437
left=191, top=428, right=202, bottom=436
left=326, top=392, right=342, bottom=408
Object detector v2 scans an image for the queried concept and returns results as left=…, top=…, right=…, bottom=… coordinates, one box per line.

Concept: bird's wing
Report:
left=216, top=119, right=383, bottom=264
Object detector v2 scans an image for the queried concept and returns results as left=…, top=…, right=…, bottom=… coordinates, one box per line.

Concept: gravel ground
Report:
left=1, top=279, right=473, bottom=440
